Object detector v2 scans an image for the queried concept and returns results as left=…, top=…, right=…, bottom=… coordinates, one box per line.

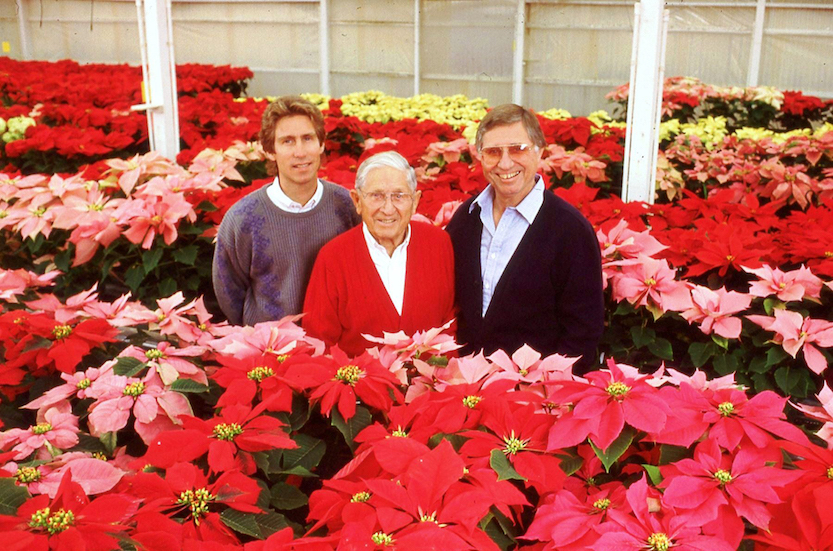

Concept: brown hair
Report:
left=259, top=95, right=326, bottom=155
left=474, top=103, right=547, bottom=151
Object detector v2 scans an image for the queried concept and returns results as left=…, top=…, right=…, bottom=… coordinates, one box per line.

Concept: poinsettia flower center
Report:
left=503, top=431, right=529, bottom=455
left=15, top=466, right=41, bottom=484
left=519, top=368, right=529, bottom=376
left=717, top=401, right=735, bottom=416
left=247, top=365, right=275, bottom=382
left=335, top=364, right=364, bottom=385
left=32, top=207, right=47, bottom=217
left=606, top=381, right=631, bottom=398
left=150, top=215, right=163, bottom=224
left=92, top=451, right=108, bottom=460
left=713, top=469, right=733, bottom=485
left=177, top=488, right=216, bottom=524
left=420, top=512, right=438, bottom=523
left=827, top=466, right=833, bottom=479
left=213, top=422, right=244, bottom=441
left=51, top=324, right=73, bottom=340
left=145, top=348, right=165, bottom=360
left=31, top=422, right=52, bottom=435
left=274, top=354, right=290, bottom=362
left=390, top=426, right=408, bottom=438
left=351, top=491, right=371, bottom=503
left=29, top=507, right=75, bottom=535
left=76, top=378, right=91, bottom=390
left=726, top=255, right=735, bottom=262
left=90, top=203, right=104, bottom=212
left=825, top=251, right=833, bottom=258
left=778, top=282, right=787, bottom=289
left=644, top=277, right=657, bottom=286
left=592, top=497, right=611, bottom=511
left=123, top=381, right=146, bottom=397
left=0, top=209, right=7, bottom=219
left=462, top=395, right=482, bottom=409
left=647, top=532, right=671, bottom=551
left=371, top=531, right=395, bottom=546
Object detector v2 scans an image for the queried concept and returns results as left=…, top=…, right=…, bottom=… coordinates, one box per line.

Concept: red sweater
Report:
left=302, top=222, right=455, bottom=356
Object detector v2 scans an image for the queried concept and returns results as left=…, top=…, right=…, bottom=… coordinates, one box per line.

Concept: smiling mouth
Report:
left=498, top=171, right=521, bottom=180
left=294, top=162, right=313, bottom=169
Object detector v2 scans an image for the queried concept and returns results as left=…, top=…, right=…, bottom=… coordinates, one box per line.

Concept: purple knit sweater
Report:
left=212, top=181, right=359, bottom=325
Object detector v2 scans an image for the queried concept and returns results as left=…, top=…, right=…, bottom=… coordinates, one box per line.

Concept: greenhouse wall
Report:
left=1, top=0, right=831, bottom=115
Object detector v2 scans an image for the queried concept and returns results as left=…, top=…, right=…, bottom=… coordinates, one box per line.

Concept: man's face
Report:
left=478, top=121, right=543, bottom=208
left=272, top=114, right=324, bottom=189
left=351, top=166, right=420, bottom=251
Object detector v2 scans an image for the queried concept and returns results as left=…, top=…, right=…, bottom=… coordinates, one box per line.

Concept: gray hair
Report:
left=354, top=151, right=417, bottom=193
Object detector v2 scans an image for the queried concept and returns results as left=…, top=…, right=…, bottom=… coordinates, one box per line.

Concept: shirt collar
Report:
left=362, top=222, right=411, bottom=257
left=469, top=174, right=545, bottom=224
left=267, top=177, right=324, bottom=211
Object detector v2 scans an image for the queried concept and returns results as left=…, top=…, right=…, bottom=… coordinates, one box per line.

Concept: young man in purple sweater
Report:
left=212, top=96, right=359, bottom=326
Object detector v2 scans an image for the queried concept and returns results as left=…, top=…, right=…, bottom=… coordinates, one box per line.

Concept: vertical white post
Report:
left=132, top=0, right=180, bottom=160
left=621, top=0, right=667, bottom=204
left=15, top=0, right=32, bottom=60
left=512, top=0, right=526, bottom=105
left=319, top=0, right=330, bottom=96
left=747, top=0, right=766, bottom=87
left=414, top=0, right=421, bottom=96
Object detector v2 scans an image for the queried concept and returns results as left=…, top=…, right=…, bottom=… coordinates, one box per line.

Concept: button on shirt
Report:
left=266, top=177, right=324, bottom=212
left=362, top=223, right=410, bottom=316
left=471, top=176, right=545, bottom=317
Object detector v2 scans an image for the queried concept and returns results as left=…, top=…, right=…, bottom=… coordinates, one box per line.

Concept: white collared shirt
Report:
left=471, top=175, right=545, bottom=316
left=362, top=223, right=410, bottom=316
left=266, top=177, right=324, bottom=213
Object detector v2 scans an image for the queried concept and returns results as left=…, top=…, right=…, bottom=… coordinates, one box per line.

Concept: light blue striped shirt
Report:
left=470, top=176, right=545, bottom=316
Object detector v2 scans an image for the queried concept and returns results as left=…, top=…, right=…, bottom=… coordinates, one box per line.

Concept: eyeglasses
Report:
left=478, top=143, right=537, bottom=164
left=360, top=191, right=414, bottom=207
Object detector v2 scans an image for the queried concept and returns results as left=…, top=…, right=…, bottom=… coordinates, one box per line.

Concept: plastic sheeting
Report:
left=1, top=0, right=831, bottom=115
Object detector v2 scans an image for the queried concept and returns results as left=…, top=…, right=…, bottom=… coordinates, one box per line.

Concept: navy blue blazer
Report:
left=445, top=189, right=604, bottom=373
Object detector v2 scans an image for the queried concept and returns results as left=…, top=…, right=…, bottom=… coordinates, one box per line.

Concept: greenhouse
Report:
left=1, top=1, right=833, bottom=549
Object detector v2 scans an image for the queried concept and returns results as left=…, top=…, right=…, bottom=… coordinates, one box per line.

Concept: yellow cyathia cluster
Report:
left=338, top=90, right=489, bottom=129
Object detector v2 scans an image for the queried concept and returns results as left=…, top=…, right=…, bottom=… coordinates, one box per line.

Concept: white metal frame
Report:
left=131, top=0, right=180, bottom=160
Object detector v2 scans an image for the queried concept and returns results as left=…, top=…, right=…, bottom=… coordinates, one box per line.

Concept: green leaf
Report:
left=688, top=342, right=715, bottom=368
left=659, top=445, right=689, bottom=465
left=748, top=355, right=769, bottom=374
left=169, top=379, right=209, bottom=393
left=270, top=482, right=308, bottom=510
left=100, top=432, right=118, bottom=455
left=54, top=248, right=73, bottom=272
left=647, top=338, right=673, bottom=360
left=765, top=346, right=790, bottom=367
left=427, top=433, right=468, bottom=451
left=172, top=245, right=199, bottom=266
left=751, top=372, right=775, bottom=393
left=124, top=265, right=145, bottom=292
left=22, top=335, right=52, bottom=353
left=630, top=326, right=656, bottom=349
left=279, top=465, right=316, bottom=477
left=282, top=434, right=326, bottom=471
left=711, top=334, right=729, bottom=350
left=426, top=355, right=449, bottom=367
left=286, top=393, right=311, bottom=431
left=195, top=200, right=219, bottom=212
left=254, top=511, right=291, bottom=538
left=643, top=464, right=663, bottom=486
left=220, top=509, right=263, bottom=539
left=331, top=406, right=372, bottom=450
left=157, top=278, right=177, bottom=298
left=113, top=356, right=146, bottom=377
left=255, top=449, right=283, bottom=475
left=763, top=297, right=784, bottom=315
left=556, top=453, right=583, bottom=477
left=489, top=449, right=526, bottom=481
left=590, top=427, right=635, bottom=472
left=774, top=366, right=800, bottom=396
left=479, top=508, right=517, bottom=550
left=0, top=478, right=30, bottom=515
left=142, top=248, right=164, bottom=274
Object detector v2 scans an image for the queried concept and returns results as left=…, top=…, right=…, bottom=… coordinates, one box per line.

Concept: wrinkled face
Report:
left=478, top=121, right=543, bottom=208
left=272, top=115, right=324, bottom=189
left=351, top=166, right=420, bottom=252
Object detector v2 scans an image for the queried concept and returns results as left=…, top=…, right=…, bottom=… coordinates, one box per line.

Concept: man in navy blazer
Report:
left=445, top=104, right=604, bottom=373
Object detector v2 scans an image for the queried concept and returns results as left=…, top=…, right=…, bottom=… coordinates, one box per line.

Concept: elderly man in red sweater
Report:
left=302, top=151, right=455, bottom=356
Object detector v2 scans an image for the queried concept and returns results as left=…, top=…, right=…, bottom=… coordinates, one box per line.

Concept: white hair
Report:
left=354, top=151, right=417, bottom=193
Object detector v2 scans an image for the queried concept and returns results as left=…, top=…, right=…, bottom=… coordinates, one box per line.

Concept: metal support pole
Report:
left=621, top=0, right=668, bottom=204
left=747, top=0, right=767, bottom=87
left=512, top=0, right=526, bottom=105
left=414, top=0, right=421, bottom=96
left=132, top=0, right=180, bottom=160
left=319, top=0, right=330, bottom=96
left=15, top=0, right=32, bottom=60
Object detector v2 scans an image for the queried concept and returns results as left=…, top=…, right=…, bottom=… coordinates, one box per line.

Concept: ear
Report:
left=411, top=190, right=422, bottom=214
left=350, top=189, right=362, bottom=213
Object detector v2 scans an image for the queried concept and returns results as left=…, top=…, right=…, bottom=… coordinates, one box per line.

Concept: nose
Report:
left=497, top=147, right=514, bottom=168
left=379, top=195, right=397, bottom=212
